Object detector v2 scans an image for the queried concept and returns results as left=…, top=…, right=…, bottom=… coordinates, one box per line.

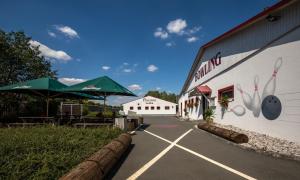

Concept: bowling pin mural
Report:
left=228, top=105, right=246, bottom=116
left=236, top=84, right=253, bottom=110
left=252, top=75, right=261, bottom=117
left=229, top=57, right=283, bottom=119
left=262, top=57, right=282, bottom=100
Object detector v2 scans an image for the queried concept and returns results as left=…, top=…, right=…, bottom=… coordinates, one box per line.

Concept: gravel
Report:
left=213, top=123, right=300, bottom=160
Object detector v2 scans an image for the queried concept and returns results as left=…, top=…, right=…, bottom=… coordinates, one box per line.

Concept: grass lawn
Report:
left=0, top=126, right=123, bottom=179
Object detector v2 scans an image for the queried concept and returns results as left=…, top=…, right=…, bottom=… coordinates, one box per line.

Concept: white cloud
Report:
left=187, top=36, right=198, bottom=43
left=147, top=64, right=158, bottom=72
left=55, top=25, right=79, bottom=39
left=186, top=26, right=202, bottom=35
left=123, top=62, right=129, bottom=66
left=156, top=87, right=161, bottom=90
left=167, top=19, right=187, bottom=35
left=123, top=69, right=132, bottom=73
left=58, top=77, right=86, bottom=85
left=128, top=84, right=142, bottom=91
left=166, top=41, right=175, bottom=47
left=29, top=40, right=72, bottom=62
left=154, top=27, right=169, bottom=39
left=48, top=31, right=56, bottom=37
left=102, top=66, right=111, bottom=70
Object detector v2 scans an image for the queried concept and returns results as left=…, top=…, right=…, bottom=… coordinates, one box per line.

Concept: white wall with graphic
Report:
left=179, top=2, right=300, bottom=143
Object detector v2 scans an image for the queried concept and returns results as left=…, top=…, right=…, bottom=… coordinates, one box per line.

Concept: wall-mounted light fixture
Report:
left=266, top=14, right=281, bottom=22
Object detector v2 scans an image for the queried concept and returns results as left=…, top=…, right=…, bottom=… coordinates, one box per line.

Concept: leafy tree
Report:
left=0, top=29, right=57, bottom=119
left=145, top=90, right=177, bottom=103
left=0, top=30, right=56, bottom=86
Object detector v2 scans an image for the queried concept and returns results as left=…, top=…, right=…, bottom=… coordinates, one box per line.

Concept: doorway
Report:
left=180, top=103, right=182, bottom=116
left=202, top=94, right=209, bottom=116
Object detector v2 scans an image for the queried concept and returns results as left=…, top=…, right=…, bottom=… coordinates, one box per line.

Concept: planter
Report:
left=198, top=123, right=248, bottom=144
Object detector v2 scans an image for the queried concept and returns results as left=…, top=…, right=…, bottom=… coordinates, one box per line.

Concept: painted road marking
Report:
left=175, top=144, right=256, bottom=180
left=143, top=130, right=172, bottom=144
left=127, top=129, right=193, bottom=180
left=138, top=128, right=256, bottom=180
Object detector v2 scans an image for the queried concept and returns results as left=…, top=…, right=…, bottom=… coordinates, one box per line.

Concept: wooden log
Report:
left=60, top=133, right=132, bottom=180
left=198, top=123, right=248, bottom=144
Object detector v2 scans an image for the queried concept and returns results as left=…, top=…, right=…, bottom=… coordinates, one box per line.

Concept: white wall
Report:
left=123, top=96, right=177, bottom=115
left=179, top=2, right=300, bottom=143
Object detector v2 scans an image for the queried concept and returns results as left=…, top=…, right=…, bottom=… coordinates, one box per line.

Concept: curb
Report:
left=60, top=133, right=132, bottom=180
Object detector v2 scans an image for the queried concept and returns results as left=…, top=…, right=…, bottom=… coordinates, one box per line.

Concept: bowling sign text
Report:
left=194, top=52, right=221, bottom=82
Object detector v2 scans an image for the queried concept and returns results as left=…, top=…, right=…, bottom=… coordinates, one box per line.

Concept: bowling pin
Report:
left=252, top=75, right=261, bottom=117
left=262, top=57, right=282, bottom=100
left=228, top=105, right=246, bottom=116
left=236, top=84, right=253, bottom=110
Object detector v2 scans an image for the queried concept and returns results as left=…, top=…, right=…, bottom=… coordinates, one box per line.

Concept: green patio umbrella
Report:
left=0, top=77, right=103, bottom=116
left=61, top=76, right=136, bottom=107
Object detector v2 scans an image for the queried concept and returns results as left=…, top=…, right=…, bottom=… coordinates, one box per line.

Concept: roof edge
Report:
left=179, top=0, right=295, bottom=96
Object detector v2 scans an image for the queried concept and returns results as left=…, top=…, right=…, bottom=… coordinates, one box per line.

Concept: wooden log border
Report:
left=198, top=123, right=249, bottom=144
left=60, top=133, right=132, bottom=180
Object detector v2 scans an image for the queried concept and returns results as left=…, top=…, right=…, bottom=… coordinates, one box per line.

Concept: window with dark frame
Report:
left=157, top=106, right=160, bottom=110
left=151, top=106, right=155, bottom=110
left=138, top=106, right=141, bottom=110
left=165, top=106, right=170, bottom=110
left=218, top=85, right=234, bottom=101
left=145, top=106, right=149, bottom=110
left=130, top=106, right=134, bottom=110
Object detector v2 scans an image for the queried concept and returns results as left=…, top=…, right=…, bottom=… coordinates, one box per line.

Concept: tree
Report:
left=0, top=30, right=56, bottom=86
left=0, top=29, right=57, bottom=119
left=144, top=90, right=177, bottom=103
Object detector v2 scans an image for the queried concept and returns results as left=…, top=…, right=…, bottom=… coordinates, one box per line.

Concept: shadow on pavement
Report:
left=106, top=144, right=135, bottom=179
left=137, top=123, right=150, bottom=131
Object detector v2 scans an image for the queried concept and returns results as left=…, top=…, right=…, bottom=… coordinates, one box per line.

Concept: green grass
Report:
left=0, top=126, right=123, bottom=179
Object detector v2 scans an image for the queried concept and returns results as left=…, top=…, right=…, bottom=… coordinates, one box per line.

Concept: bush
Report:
left=0, top=126, right=122, bottom=179
left=96, top=110, right=115, bottom=118
left=82, top=105, right=89, bottom=116
left=204, top=108, right=215, bottom=124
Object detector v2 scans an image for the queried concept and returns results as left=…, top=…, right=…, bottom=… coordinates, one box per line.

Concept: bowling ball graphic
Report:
left=261, top=95, right=282, bottom=120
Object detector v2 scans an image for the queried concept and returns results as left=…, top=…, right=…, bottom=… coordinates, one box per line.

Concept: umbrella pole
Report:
left=103, top=95, right=106, bottom=111
left=46, top=98, right=49, bottom=117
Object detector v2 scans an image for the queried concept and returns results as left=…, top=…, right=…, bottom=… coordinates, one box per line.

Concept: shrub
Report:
left=204, top=108, right=215, bottom=124
left=82, top=105, right=89, bottom=116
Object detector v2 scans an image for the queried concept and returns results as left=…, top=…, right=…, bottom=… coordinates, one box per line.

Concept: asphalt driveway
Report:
left=108, top=116, right=300, bottom=180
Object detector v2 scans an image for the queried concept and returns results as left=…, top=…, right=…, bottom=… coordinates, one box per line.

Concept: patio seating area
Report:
left=0, top=76, right=137, bottom=128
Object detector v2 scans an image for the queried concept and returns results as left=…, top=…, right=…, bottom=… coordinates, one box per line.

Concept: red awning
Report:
left=196, top=85, right=211, bottom=94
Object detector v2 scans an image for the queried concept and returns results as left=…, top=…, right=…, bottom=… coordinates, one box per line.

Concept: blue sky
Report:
left=0, top=0, right=277, bottom=104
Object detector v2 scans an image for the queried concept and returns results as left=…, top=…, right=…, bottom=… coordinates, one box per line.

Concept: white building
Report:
left=179, top=0, right=300, bottom=143
left=122, top=96, right=177, bottom=115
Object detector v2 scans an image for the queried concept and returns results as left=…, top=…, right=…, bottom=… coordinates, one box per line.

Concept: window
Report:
left=137, top=106, right=141, bottom=110
left=157, top=106, right=160, bottom=110
left=165, top=106, right=170, bottom=110
left=130, top=106, right=134, bottom=110
left=218, top=85, right=234, bottom=101
left=151, top=106, right=155, bottom=110
left=145, top=106, right=149, bottom=110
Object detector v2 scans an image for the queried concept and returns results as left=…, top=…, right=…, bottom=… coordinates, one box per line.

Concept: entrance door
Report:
left=202, top=94, right=209, bottom=115
left=180, top=103, right=182, bottom=116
